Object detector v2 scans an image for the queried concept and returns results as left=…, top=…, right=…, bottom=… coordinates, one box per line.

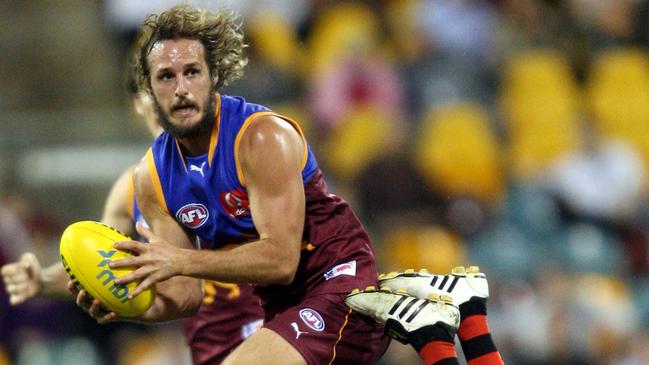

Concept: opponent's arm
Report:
left=112, top=115, right=305, bottom=295
left=101, top=166, right=138, bottom=237
left=2, top=166, right=139, bottom=304
left=1, top=253, right=69, bottom=304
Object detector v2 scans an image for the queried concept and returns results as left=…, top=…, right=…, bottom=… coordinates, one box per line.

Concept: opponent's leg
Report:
left=346, top=287, right=460, bottom=365
left=379, top=266, right=504, bottom=364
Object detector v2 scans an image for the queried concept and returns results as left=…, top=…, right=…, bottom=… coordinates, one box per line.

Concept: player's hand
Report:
left=1, top=253, right=42, bottom=305
left=67, top=281, right=118, bottom=324
left=110, top=221, right=185, bottom=299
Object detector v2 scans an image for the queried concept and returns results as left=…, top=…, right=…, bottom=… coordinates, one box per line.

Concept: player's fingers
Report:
left=88, top=299, right=105, bottom=318
left=1, top=263, right=18, bottom=277
left=4, top=270, right=27, bottom=285
left=97, top=311, right=118, bottom=325
left=9, top=294, right=27, bottom=305
left=6, top=282, right=27, bottom=294
left=114, top=240, right=146, bottom=254
left=108, top=256, right=140, bottom=270
left=76, top=289, right=91, bottom=311
left=2, top=271, right=13, bottom=285
left=135, top=221, right=154, bottom=241
left=21, top=253, right=41, bottom=275
left=67, top=280, right=79, bottom=295
left=128, top=275, right=155, bottom=299
left=114, top=265, right=151, bottom=285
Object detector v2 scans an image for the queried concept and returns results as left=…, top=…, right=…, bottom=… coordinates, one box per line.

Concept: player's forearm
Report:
left=40, top=263, right=73, bottom=299
left=132, top=276, right=202, bottom=323
left=181, top=238, right=300, bottom=285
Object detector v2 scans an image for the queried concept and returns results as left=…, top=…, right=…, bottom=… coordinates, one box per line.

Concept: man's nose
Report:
left=175, top=76, right=188, bottom=97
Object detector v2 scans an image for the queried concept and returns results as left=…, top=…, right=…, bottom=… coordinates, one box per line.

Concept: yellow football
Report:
left=59, top=220, right=155, bottom=317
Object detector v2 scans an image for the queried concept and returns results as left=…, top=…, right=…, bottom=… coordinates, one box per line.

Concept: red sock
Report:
left=457, top=300, right=505, bottom=365
left=418, top=341, right=459, bottom=365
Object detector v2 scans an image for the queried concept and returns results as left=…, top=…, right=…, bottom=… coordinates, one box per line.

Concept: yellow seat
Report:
left=415, top=102, right=504, bottom=203
left=379, top=224, right=466, bottom=274
left=247, top=11, right=302, bottom=74
left=499, top=49, right=582, bottom=179
left=507, top=100, right=582, bottom=178
left=587, top=48, right=649, bottom=168
left=501, top=49, right=579, bottom=112
left=305, top=3, right=380, bottom=75
left=322, top=106, right=397, bottom=182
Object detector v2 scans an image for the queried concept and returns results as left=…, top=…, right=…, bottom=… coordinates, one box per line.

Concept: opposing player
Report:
left=0, top=65, right=162, bottom=308
left=78, top=4, right=390, bottom=364
left=2, top=63, right=264, bottom=365
left=346, top=266, right=505, bottom=365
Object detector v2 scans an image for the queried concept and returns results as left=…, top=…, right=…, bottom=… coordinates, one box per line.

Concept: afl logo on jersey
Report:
left=176, top=203, right=209, bottom=228
left=219, top=189, right=250, bottom=219
left=299, top=308, right=325, bottom=332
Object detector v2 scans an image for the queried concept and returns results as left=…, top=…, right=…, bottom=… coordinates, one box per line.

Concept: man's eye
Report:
left=186, top=69, right=199, bottom=76
left=159, top=73, right=174, bottom=80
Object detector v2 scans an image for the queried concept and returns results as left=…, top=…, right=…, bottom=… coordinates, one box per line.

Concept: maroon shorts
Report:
left=264, top=292, right=390, bottom=365
left=182, top=284, right=264, bottom=365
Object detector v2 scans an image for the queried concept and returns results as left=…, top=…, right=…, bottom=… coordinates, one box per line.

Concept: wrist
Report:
left=40, top=264, right=73, bottom=299
left=177, top=248, right=193, bottom=276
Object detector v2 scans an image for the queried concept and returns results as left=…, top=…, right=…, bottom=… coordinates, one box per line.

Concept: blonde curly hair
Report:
left=135, top=4, right=248, bottom=92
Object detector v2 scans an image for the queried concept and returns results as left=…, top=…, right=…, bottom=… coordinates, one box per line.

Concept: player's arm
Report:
left=2, top=166, right=140, bottom=304
left=112, top=115, right=305, bottom=295
left=101, top=166, right=138, bottom=237
left=1, top=253, right=69, bottom=304
left=191, top=114, right=305, bottom=284
left=124, top=158, right=203, bottom=322
left=72, top=160, right=202, bottom=324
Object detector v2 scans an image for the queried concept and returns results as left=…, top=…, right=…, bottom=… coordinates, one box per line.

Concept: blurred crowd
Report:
left=2, top=0, right=649, bottom=364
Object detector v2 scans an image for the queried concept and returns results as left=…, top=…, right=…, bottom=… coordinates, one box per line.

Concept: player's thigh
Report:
left=222, top=328, right=307, bottom=365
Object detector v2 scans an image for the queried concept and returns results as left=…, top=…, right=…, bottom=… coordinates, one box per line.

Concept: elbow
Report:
left=185, top=284, right=203, bottom=316
left=271, top=252, right=299, bottom=286
left=275, top=265, right=297, bottom=286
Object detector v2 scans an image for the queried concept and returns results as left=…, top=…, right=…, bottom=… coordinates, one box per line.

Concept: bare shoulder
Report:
left=239, top=114, right=304, bottom=161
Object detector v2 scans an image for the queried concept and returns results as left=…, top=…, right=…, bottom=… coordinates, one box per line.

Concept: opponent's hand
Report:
left=1, top=253, right=42, bottom=305
left=67, top=281, right=118, bottom=324
left=110, top=221, right=185, bottom=299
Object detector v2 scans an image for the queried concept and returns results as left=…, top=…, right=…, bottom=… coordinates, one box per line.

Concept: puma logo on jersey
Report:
left=290, top=322, right=308, bottom=339
left=189, top=162, right=207, bottom=177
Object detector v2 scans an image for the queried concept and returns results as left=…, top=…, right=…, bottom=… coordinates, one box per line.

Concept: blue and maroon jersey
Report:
left=147, top=94, right=380, bottom=310
left=129, top=174, right=263, bottom=365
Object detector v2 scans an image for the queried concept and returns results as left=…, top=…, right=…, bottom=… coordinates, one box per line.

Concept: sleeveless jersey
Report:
left=129, top=169, right=264, bottom=365
left=147, top=94, right=380, bottom=309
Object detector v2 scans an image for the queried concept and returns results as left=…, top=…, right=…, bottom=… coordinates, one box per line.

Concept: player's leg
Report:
left=379, top=266, right=505, bottom=365
left=255, top=292, right=388, bottom=365
left=346, top=288, right=460, bottom=365
left=222, top=328, right=306, bottom=365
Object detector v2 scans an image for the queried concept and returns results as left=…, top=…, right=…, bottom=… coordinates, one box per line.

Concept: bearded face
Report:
left=147, top=38, right=217, bottom=139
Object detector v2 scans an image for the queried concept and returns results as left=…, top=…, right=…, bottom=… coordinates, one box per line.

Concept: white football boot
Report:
left=345, top=286, right=460, bottom=344
left=378, top=266, right=489, bottom=308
